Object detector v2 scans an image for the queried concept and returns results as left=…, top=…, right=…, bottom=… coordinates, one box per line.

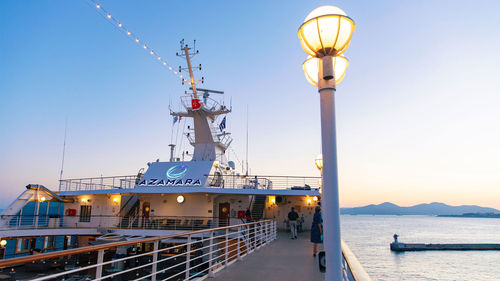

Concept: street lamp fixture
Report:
left=303, top=56, right=349, bottom=87
left=298, top=5, right=355, bottom=280
left=298, top=6, right=355, bottom=58
left=314, top=154, right=323, bottom=172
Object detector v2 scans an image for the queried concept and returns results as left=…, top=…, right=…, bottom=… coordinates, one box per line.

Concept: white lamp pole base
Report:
left=318, top=55, right=343, bottom=281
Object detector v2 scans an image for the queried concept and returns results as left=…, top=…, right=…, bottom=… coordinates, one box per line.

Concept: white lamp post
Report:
left=298, top=5, right=355, bottom=280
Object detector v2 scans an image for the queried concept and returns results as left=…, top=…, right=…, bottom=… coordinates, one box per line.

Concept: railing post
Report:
left=253, top=223, right=257, bottom=251
left=185, top=234, right=191, bottom=280
left=208, top=231, right=214, bottom=277
left=152, top=240, right=158, bottom=281
left=225, top=228, right=229, bottom=266
left=237, top=226, right=242, bottom=261
left=273, top=220, right=276, bottom=240
left=246, top=225, right=250, bottom=255
left=264, top=221, right=268, bottom=244
left=96, top=249, right=104, bottom=279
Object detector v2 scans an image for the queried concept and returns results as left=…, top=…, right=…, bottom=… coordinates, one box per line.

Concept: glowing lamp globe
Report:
left=298, top=6, right=355, bottom=57
left=303, top=55, right=348, bottom=86
left=315, top=154, right=323, bottom=171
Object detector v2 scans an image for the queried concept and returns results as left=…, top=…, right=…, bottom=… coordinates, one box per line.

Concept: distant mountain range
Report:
left=340, top=202, right=500, bottom=216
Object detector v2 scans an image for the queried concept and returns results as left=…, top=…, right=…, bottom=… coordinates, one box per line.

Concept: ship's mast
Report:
left=177, top=39, right=203, bottom=99
left=171, top=40, right=231, bottom=162
left=183, top=45, right=198, bottom=99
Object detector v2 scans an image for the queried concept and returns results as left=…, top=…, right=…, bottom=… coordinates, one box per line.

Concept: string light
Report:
left=88, top=0, right=185, bottom=82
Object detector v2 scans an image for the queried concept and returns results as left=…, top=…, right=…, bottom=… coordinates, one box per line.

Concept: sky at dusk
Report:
left=1, top=0, right=500, bottom=209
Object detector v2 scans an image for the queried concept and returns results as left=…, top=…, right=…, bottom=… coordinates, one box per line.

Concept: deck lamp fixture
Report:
left=40, top=196, right=46, bottom=202
left=298, top=6, right=354, bottom=58
left=298, top=5, right=355, bottom=280
left=314, top=154, right=323, bottom=171
left=0, top=240, right=6, bottom=247
left=303, top=55, right=348, bottom=87
left=177, top=195, right=185, bottom=204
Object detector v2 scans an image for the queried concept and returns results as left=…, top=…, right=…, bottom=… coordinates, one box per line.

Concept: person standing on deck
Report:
left=288, top=207, right=299, bottom=239
left=311, top=206, right=323, bottom=256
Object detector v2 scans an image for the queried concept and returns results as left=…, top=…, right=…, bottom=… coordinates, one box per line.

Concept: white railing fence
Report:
left=0, top=220, right=277, bottom=281
left=58, top=174, right=321, bottom=192
left=2, top=215, right=251, bottom=231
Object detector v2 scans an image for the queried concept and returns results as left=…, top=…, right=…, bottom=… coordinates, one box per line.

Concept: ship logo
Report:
left=166, top=165, right=188, bottom=179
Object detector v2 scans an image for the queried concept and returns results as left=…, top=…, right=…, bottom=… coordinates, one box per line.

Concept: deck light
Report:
left=177, top=195, right=185, bottom=204
left=0, top=240, right=6, bottom=247
left=307, top=198, right=312, bottom=205
left=40, top=196, right=46, bottom=202
left=313, top=196, right=319, bottom=202
left=113, top=197, right=119, bottom=203
left=303, top=55, right=348, bottom=87
left=298, top=5, right=355, bottom=280
left=298, top=6, right=354, bottom=58
left=81, top=198, right=87, bottom=203
left=314, top=154, right=323, bottom=171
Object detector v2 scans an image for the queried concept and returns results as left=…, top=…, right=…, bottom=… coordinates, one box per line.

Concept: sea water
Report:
left=341, top=215, right=500, bottom=281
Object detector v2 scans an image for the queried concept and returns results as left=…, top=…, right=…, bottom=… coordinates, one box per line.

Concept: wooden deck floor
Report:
left=211, top=231, right=324, bottom=281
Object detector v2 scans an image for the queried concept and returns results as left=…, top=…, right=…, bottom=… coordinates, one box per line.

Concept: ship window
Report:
left=80, top=205, right=92, bottom=222
left=44, top=236, right=56, bottom=249
left=66, top=236, right=74, bottom=247
left=16, top=238, right=30, bottom=253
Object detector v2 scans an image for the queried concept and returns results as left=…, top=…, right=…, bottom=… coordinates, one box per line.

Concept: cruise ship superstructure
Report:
left=0, top=42, right=370, bottom=281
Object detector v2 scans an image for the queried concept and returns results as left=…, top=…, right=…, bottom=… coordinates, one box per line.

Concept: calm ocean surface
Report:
left=340, top=215, right=500, bottom=281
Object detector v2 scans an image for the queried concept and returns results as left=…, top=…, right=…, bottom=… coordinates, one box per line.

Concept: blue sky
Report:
left=1, top=0, right=500, bottom=208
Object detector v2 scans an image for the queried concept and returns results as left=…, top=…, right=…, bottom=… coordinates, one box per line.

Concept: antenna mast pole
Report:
left=59, top=118, right=68, bottom=182
left=183, top=45, right=198, bottom=99
left=246, top=104, right=249, bottom=176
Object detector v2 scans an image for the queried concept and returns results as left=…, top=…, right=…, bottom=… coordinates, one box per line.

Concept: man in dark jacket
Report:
left=287, top=207, right=299, bottom=239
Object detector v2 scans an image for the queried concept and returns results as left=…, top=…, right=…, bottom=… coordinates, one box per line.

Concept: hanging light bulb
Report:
left=127, top=31, right=131, bottom=35
left=143, top=45, right=147, bottom=49
left=118, top=22, right=122, bottom=27
left=96, top=3, right=100, bottom=8
left=135, top=38, right=139, bottom=42
left=157, top=56, right=161, bottom=60
left=107, top=14, right=111, bottom=19
left=163, top=62, right=167, bottom=66
left=150, top=50, right=154, bottom=55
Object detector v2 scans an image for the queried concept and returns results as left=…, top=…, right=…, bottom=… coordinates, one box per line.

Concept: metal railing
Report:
left=59, top=175, right=138, bottom=192
left=1, top=215, right=248, bottom=231
left=206, top=174, right=321, bottom=190
left=0, top=219, right=277, bottom=281
left=58, top=174, right=321, bottom=192
left=341, top=240, right=372, bottom=281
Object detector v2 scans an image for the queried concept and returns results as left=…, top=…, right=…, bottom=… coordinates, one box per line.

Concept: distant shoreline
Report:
left=437, top=213, right=500, bottom=218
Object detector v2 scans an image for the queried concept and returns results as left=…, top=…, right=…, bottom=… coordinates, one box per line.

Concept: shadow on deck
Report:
left=212, top=231, right=324, bottom=281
